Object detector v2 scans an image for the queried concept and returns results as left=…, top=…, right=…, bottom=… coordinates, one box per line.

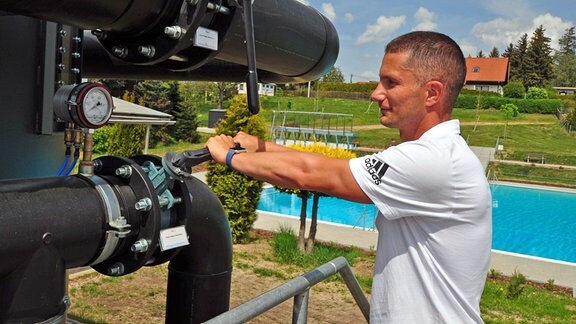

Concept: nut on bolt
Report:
left=135, top=198, right=153, bottom=211
left=131, top=239, right=150, bottom=253
left=108, top=262, right=125, bottom=276
left=138, top=45, right=156, bottom=58
left=112, top=46, right=128, bottom=58
left=115, top=165, right=133, bottom=178
left=164, top=26, right=183, bottom=39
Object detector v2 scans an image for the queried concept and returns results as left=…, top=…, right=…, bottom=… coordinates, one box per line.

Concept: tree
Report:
left=489, top=47, right=500, bottom=58
left=476, top=50, right=485, bottom=58
left=273, top=144, right=356, bottom=253
left=321, top=66, right=345, bottom=83
left=553, top=27, right=576, bottom=87
left=215, top=82, right=237, bottom=109
left=524, top=25, right=554, bottom=88
left=509, top=34, right=529, bottom=84
left=206, top=95, right=267, bottom=243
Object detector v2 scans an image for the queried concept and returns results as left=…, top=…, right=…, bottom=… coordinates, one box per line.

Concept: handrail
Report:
left=204, top=256, right=370, bottom=323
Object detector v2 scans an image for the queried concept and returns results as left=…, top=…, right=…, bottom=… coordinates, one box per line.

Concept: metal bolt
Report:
left=135, top=198, right=153, bottom=211
left=207, top=2, right=231, bottom=15
left=107, top=262, right=125, bottom=276
left=164, top=26, right=183, bottom=39
left=62, top=295, right=71, bottom=308
left=91, top=29, right=108, bottom=40
left=58, top=64, right=65, bottom=71
left=59, top=46, right=66, bottom=54
left=42, top=232, right=53, bottom=245
left=59, top=29, right=67, bottom=37
left=138, top=45, right=156, bottom=58
left=71, top=68, right=80, bottom=74
left=72, top=52, right=81, bottom=58
left=131, top=239, right=149, bottom=253
left=112, top=46, right=128, bottom=58
left=115, top=165, right=133, bottom=178
left=72, top=36, right=81, bottom=43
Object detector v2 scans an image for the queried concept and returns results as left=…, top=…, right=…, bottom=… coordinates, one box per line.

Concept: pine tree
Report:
left=509, top=34, right=528, bottom=84
left=553, top=27, right=576, bottom=87
left=477, top=50, right=485, bottom=58
left=524, top=25, right=554, bottom=88
left=489, top=47, right=500, bottom=58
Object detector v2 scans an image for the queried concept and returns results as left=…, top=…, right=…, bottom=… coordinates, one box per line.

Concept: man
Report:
left=206, top=31, right=492, bottom=323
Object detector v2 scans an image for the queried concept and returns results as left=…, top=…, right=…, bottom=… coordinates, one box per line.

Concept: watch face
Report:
left=82, top=87, right=112, bottom=126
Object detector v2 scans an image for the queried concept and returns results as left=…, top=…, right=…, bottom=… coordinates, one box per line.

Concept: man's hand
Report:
left=205, top=134, right=236, bottom=165
left=233, top=131, right=263, bottom=153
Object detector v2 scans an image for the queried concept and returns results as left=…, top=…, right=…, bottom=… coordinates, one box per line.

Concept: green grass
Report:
left=481, top=279, right=576, bottom=323
left=271, top=226, right=363, bottom=269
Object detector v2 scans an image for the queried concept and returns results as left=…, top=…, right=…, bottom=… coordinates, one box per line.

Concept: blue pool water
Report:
left=257, top=184, right=576, bottom=264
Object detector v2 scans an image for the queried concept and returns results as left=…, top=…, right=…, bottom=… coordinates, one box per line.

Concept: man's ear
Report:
left=424, top=80, right=444, bottom=107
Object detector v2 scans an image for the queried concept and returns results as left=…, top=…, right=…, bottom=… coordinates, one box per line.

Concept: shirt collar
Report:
left=419, top=119, right=460, bottom=140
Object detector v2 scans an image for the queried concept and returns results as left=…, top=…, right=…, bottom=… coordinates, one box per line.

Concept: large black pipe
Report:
left=0, top=0, right=178, bottom=36
left=166, top=176, right=233, bottom=323
left=0, top=0, right=339, bottom=83
left=0, top=176, right=107, bottom=322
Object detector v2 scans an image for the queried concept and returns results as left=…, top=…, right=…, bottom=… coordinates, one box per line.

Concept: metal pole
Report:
left=292, top=290, right=309, bottom=324
left=204, top=257, right=370, bottom=323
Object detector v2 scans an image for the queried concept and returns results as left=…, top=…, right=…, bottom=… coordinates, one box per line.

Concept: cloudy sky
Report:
left=295, top=0, right=574, bottom=82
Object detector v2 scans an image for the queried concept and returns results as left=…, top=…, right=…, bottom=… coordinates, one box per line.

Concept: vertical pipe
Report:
left=165, top=176, right=233, bottom=323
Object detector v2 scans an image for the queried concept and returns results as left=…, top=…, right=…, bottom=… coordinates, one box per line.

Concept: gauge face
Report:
left=79, top=85, right=113, bottom=128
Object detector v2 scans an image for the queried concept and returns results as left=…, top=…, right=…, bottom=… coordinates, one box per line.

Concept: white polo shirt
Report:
left=349, top=120, right=492, bottom=323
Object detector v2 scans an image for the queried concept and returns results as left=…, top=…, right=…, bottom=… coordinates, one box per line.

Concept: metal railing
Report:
left=204, top=256, right=370, bottom=323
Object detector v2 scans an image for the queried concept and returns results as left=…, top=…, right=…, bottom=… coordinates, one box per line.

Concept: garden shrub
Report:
left=206, top=95, right=267, bottom=243
left=526, top=87, right=549, bottom=99
left=106, top=124, right=146, bottom=156
left=503, top=80, right=525, bottom=98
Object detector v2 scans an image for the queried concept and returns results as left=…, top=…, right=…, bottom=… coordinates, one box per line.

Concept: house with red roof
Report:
left=464, top=57, right=510, bottom=95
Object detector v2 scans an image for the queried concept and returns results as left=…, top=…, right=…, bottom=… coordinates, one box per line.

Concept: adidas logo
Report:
left=363, top=158, right=389, bottom=185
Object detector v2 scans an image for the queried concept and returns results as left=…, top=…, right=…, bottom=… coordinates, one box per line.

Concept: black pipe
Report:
left=0, top=0, right=179, bottom=36
left=165, top=176, right=233, bottom=323
left=0, top=0, right=339, bottom=83
left=0, top=176, right=107, bottom=322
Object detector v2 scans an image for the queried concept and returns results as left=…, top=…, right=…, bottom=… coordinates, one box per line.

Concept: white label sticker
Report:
left=193, top=27, right=218, bottom=51
left=159, top=225, right=189, bottom=251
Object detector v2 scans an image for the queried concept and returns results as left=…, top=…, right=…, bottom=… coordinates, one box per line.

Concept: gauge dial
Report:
left=81, top=86, right=113, bottom=126
left=53, top=82, right=114, bottom=128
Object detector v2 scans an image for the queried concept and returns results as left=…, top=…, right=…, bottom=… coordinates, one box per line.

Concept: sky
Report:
left=295, top=0, right=575, bottom=82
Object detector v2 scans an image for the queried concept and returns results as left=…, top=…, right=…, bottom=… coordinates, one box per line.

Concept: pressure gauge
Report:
left=54, top=82, right=114, bottom=128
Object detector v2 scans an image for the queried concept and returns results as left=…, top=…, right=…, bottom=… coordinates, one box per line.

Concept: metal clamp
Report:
left=89, top=175, right=131, bottom=265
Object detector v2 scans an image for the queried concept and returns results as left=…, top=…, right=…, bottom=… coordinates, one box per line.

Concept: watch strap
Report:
left=225, top=148, right=245, bottom=170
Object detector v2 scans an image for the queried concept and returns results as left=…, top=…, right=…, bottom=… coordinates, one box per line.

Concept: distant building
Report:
left=237, top=83, right=276, bottom=96
left=553, top=87, right=576, bottom=95
left=464, top=57, right=510, bottom=95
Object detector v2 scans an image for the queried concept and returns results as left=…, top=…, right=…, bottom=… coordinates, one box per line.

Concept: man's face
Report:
left=370, top=52, right=428, bottom=133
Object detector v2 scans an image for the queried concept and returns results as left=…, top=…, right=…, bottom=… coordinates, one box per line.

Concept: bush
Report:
left=106, top=124, right=146, bottom=156
left=455, top=94, right=562, bottom=114
left=206, top=95, right=267, bottom=243
left=526, top=87, right=549, bottom=99
left=93, top=126, right=114, bottom=154
left=503, top=81, right=525, bottom=98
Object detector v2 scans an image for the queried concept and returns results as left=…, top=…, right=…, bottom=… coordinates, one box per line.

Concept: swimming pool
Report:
left=257, top=183, right=576, bottom=264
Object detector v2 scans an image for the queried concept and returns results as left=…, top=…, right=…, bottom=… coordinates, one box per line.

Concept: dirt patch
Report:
left=68, top=230, right=371, bottom=323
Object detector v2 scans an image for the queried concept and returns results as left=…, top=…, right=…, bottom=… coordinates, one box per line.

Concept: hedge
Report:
left=455, top=94, right=563, bottom=114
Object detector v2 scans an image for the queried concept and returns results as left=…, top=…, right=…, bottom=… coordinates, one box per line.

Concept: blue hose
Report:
left=63, top=156, right=79, bottom=176
left=56, top=155, right=71, bottom=176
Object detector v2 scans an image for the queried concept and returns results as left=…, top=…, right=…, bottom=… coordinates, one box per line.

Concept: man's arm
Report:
left=206, top=134, right=371, bottom=204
